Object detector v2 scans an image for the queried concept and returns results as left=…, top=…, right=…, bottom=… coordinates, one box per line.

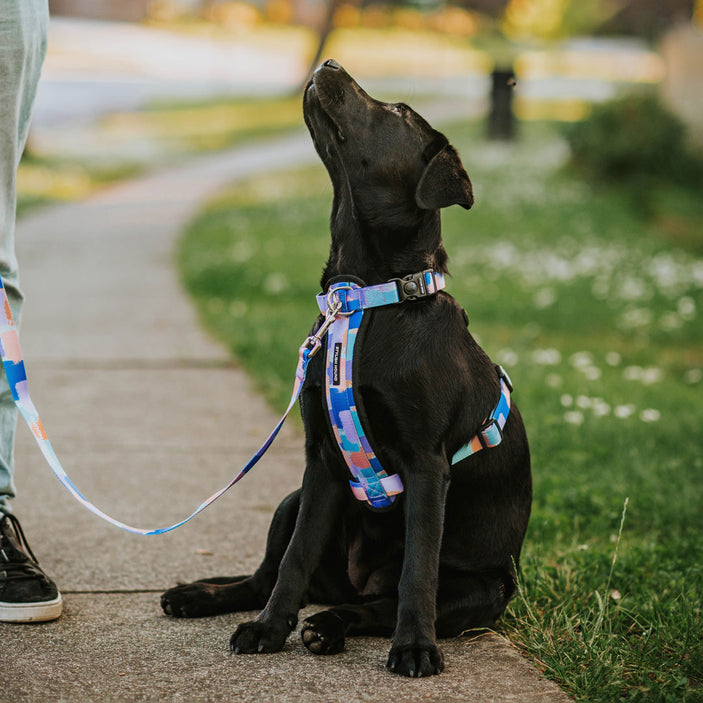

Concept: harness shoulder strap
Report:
left=324, top=282, right=402, bottom=510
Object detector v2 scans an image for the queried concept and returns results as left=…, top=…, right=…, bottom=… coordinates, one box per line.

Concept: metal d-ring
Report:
left=327, top=285, right=355, bottom=316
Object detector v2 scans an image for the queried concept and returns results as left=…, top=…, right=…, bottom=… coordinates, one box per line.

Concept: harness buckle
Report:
left=478, top=417, right=504, bottom=450
left=392, top=270, right=432, bottom=302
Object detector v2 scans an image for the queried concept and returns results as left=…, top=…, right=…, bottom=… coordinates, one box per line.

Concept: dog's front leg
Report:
left=230, top=463, right=346, bottom=654
left=387, top=456, right=449, bottom=677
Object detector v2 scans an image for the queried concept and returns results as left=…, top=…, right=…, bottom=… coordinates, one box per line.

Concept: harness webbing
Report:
left=323, top=282, right=404, bottom=510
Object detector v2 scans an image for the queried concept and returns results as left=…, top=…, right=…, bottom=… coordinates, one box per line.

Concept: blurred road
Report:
left=34, top=18, right=306, bottom=128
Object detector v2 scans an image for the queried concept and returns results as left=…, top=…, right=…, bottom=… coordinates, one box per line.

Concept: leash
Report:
left=0, top=275, right=333, bottom=536
left=0, top=268, right=512, bottom=532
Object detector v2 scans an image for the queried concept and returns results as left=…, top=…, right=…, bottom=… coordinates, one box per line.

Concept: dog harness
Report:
left=317, top=272, right=513, bottom=510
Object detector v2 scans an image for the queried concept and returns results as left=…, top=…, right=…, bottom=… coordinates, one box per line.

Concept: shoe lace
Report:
left=0, top=514, right=44, bottom=583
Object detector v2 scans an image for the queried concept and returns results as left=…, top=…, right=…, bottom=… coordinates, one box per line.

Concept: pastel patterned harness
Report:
left=317, top=272, right=513, bottom=510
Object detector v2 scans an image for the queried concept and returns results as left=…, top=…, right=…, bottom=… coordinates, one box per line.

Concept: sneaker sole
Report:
left=0, top=594, right=63, bottom=623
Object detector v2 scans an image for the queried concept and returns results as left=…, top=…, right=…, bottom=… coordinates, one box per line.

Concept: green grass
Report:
left=179, top=120, right=703, bottom=701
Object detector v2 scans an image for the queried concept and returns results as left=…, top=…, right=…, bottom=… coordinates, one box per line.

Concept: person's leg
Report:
left=0, top=0, right=61, bottom=624
left=0, top=0, right=48, bottom=514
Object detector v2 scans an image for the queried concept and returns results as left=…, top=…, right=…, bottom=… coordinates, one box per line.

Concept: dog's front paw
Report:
left=301, top=611, right=346, bottom=655
left=387, top=641, right=445, bottom=677
left=230, top=619, right=290, bottom=654
left=161, top=583, right=217, bottom=618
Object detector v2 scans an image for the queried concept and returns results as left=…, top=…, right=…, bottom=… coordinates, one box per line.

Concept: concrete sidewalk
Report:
left=2, top=133, right=570, bottom=702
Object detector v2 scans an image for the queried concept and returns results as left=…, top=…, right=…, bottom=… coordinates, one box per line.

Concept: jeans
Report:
left=0, top=0, right=49, bottom=514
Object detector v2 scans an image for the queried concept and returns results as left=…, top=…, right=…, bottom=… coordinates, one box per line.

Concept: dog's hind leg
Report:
left=435, top=568, right=517, bottom=637
left=160, top=490, right=301, bottom=618
left=301, top=597, right=398, bottom=655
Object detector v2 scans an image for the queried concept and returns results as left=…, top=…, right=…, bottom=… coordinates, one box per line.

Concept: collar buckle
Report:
left=392, top=270, right=432, bottom=302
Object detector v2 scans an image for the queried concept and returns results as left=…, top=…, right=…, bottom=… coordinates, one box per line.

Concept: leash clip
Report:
left=305, top=297, right=343, bottom=358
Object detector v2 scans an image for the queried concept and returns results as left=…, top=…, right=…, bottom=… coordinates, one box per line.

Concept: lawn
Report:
left=179, top=119, right=702, bottom=701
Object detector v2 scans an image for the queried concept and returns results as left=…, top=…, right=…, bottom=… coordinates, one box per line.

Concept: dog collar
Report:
left=320, top=273, right=513, bottom=510
left=316, top=269, right=446, bottom=315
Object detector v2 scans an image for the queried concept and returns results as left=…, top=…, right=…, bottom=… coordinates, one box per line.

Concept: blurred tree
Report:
left=301, top=0, right=345, bottom=87
left=300, top=0, right=697, bottom=138
left=501, top=0, right=616, bottom=40
left=600, top=0, right=695, bottom=39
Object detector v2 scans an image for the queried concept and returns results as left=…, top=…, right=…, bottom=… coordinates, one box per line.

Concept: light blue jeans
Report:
left=0, top=0, right=49, bottom=515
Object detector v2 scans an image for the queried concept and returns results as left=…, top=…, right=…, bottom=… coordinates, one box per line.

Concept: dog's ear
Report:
left=415, top=145, right=474, bottom=210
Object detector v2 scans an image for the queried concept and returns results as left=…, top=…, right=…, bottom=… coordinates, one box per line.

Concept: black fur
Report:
left=161, top=60, right=532, bottom=678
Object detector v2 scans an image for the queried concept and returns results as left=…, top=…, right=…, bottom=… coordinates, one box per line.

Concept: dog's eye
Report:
left=388, top=104, right=404, bottom=116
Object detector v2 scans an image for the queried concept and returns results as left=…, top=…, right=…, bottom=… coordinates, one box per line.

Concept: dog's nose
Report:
left=322, top=59, right=341, bottom=70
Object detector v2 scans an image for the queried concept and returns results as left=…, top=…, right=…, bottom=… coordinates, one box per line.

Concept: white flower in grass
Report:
left=569, top=351, right=594, bottom=369
left=532, top=348, right=561, bottom=365
left=685, top=369, right=702, bottom=384
left=623, top=366, right=643, bottom=381
left=641, top=367, right=663, bottom=385
left=614, top=404, right=636, bottom=419
left=640, top=408, right=661, bottom=423
left=624, top=366, right=662, bottom=384
left=659, top=312, right=684, bottom=331
left=230, top=241, right=254, bottom=263
left=605, top=352, right=622, bottom=367
left=583, top=366, right=602, bottom=381
left=592, top=399, right=611, bottom=417
left=677, top=296, right=696, bottom=320
left=618, top=277, right=652, bottom=302
left=564, top=411, right=585, bottom=425
left=576, top=395, right=592, bottom=409
left=497, top=348, right=519, bottom=367
left=561, top=394, right=574, bottom=407
left=546, top=373, right=563, bottom=388
left=534, top=288, right=557, bottom=309
left=619, top=307, right=652, bottom=330
left=264, top=272, right=288, bottom=294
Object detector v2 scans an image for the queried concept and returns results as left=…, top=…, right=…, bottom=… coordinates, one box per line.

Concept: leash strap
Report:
left=324, top=282, right=403, bottom=510
left=0, top=275, right=316, bottom=536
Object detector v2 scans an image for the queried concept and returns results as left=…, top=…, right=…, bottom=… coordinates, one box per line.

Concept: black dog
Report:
left=161, top=60, right=532, bottom=678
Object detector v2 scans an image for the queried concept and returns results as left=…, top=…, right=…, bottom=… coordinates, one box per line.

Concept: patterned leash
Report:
left=0, top=275, right=334, bottom=536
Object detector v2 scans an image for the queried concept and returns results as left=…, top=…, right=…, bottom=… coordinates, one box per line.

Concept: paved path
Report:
left=1, top=131, right=571, bottom=702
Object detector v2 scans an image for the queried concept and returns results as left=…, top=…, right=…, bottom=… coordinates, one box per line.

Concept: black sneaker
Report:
left=0, top=514, right=62, bottom=622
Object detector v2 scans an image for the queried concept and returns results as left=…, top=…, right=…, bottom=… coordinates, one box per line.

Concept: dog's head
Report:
left=304, top=60, right=473, bottom=233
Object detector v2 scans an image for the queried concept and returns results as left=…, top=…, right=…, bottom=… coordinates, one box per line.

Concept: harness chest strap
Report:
left=319, top=275, right=513, bottom=510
